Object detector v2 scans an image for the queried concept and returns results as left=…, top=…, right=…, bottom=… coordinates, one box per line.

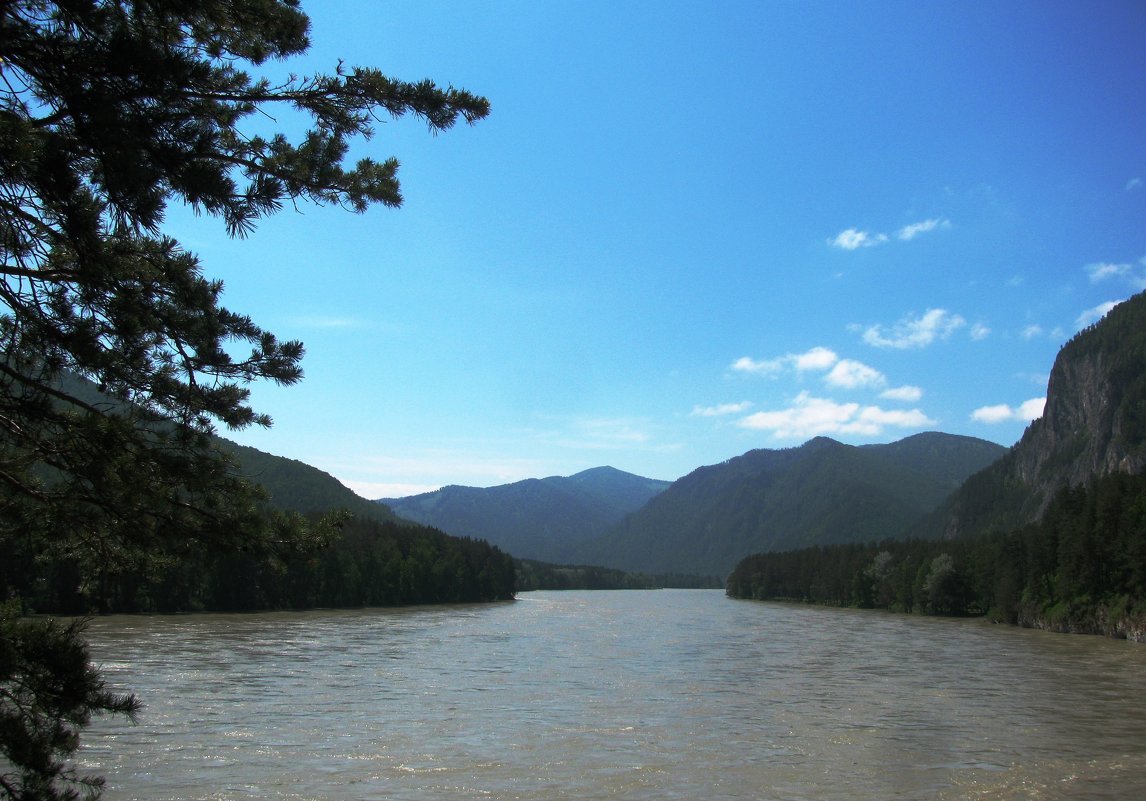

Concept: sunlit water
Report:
left=81, top=589, right=1146, bottom=800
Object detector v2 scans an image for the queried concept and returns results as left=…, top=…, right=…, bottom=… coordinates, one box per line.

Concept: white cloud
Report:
left=738, top=393, right=859, bottom=438
left=732, top=347, right=839, bottom=377
left=855, top=406, right=934, bottom=430
left=1127, top=177, right=1142, bottom=191
left=825, top=359, right=886, bottom=390
left=730, top=355, right=786, bottom=375
left=1020, top=324, right=1043, bottom=340
left=859, top=308, right=967, bottom=349
left=970, top=404, right=1012, bottom=424
left=691, top=401, right=753, bottom=417
left=897, top=218, right=949, bottom=241
left=832, top=217, right=950, bottom=250
left=1076, top=300, right=1122, bottom=328
left=793, top=346, right=839, bottom=372
left=737, top=391, right=933, bottom=439
left=1018, top=398, right=1047, bottom=419
left=971, top=397, right=1045, bottom=424
left=881, top=385, right=923, bottom=402
left=831, top=228, right=888, bottom=250
left=970, top=322, right=991, bottom=340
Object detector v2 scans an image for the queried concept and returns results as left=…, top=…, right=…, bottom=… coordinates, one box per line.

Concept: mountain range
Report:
left=262, top=290, right=1145, bottom=588
left=382, top=467, right=671, bottom=564
left=579, top=432, right=1005, bottom=577
left=380, top=432, right=1005, bottom=578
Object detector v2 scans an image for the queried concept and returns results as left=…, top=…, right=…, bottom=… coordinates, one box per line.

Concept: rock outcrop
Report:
left=933, top=290, right=1146, bottom=539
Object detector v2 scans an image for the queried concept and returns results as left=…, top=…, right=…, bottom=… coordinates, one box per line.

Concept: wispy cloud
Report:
left=737, top=391, right=933, bottom=439
left=1087, top=262, right=1130, bottom=282
left=830, top=228, right=888, bottom=250
left=831, top=217, right=948, bottom=250
left=880, top=385, right=923, bottom=402
left=1020, top=324, right=1044, bottom=340
left=1076, top=300, right=1122, bottom=328
left=1127, top=177, right=1142, bottom=191
left=971, top=398, right=1045, bottom=424
left=857, top=308, right=967, bottom=349
left=970, top=322, right=991, bottom=341
left=691, top=401, right=753, bottom=417
left=1086, top=259, right=1146, bottom=290
left=568, top=417, right=652, bottom=447
left=897, top=217, right=950, bottom=241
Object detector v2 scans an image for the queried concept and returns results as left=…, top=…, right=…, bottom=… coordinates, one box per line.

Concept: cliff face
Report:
left=1015, top=347, right=1146, bottom=490
left=937, top=290, right=1146, bottom=538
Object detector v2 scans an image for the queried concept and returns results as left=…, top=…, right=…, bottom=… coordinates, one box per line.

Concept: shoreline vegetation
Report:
left=726, top=470, right=1146, bottom=642
left=3, top=516, right=516, bottom=616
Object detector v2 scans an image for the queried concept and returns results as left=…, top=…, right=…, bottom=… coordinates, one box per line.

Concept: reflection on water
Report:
left=81, top=591, right=1146, bottom=800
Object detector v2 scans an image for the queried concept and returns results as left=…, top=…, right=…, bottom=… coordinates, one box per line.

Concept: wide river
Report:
left=81, top=589, right=1146, bottom=800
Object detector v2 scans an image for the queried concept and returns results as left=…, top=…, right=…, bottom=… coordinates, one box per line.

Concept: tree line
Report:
left=2, top=515, right=516, bottom=615
left=726, top=470, right=1146, bottom=638
left=514, top=560, right=722, bottom=591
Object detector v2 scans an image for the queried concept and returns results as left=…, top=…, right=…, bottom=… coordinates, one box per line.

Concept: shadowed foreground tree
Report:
left=0, top=1, right=488, bottom=797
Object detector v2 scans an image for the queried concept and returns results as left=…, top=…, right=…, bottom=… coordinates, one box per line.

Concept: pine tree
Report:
left=0, top=2, right=488, bottom=797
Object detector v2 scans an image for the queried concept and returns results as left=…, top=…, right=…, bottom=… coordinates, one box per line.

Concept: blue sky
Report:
left=169, top=0, right=1146, bottom=497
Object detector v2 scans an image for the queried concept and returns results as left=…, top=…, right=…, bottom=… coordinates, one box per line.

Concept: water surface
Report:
left=82, top=590, right=1146, bottom=800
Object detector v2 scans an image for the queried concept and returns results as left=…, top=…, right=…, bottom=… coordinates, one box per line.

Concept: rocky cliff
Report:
left=934, top=290, right=1146, bottom=539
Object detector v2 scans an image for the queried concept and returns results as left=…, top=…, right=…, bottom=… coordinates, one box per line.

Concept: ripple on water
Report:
left=81, top=591, right=1146, bottom=801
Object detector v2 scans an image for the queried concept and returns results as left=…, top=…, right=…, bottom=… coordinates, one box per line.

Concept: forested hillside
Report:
left=383, top=466, right=670, bottom=563
left=3, top=516, right=515, bottom=614
left=580, top=433, right=1005, bottom=577
left=0, top=384, right=517, bottom=613
left=729, top=291, right=1146, bottom=639
left=727, top=471, right=1146, bottom=639
left=226, top=441, right=399, bottom=523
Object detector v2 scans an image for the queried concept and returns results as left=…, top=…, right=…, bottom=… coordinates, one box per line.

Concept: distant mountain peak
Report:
left=381, top=466, right=671, bottom=563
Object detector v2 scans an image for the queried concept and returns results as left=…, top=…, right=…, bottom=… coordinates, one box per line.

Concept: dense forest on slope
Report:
left=727, top=471, right=1146, bottom=639
left=3, top=515, right=515, bottom=614
left=514, top=560, right=723, bottom=591
left=919, top=291, right=1146, bottom=540
left=1, top=378, right=516, bottom=612
left=227, top=441, right=400, bottom=524
left=383, top=466, right=671, bottom=563
left=581, top=433, right=1006, bottom=577
left=728, top=294, right=1146, bottom=640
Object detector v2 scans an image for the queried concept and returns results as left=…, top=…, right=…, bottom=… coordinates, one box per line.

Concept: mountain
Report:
left=48, top=371, right=399, bottom=524
left=221, top=441, right=398, bottom=524
left=578, top=432, right=1006, bottom=578
left=924, top=289, right=1146, bottom=540
left=381, top=466, right=672, bottom=563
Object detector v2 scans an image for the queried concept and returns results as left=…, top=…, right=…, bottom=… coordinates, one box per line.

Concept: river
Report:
left=80, top=589, right=1146, bottom=800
